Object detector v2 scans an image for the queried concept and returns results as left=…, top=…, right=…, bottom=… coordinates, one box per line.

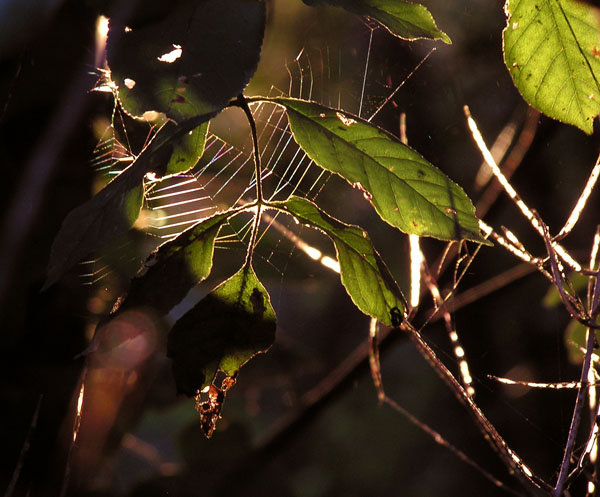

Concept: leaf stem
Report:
left=235, top=94, right=263, bottom=267
left=236, top=94, right=263, bottom=204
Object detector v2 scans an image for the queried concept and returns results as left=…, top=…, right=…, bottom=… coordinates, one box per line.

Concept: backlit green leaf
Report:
left=272, top=196, right=406, bottom=327
left=168, top=265, right=276, bottom=395
left=116, top=211, right=230, bottom=315
left=107, top=0, right=266, bottom=121
left=503, top=0, right=600, bottom=134
left=276, top=98, right=487, bottom=244
left=165, top=121, right=209, bottom=176
left=303, top=0, right=450, bottom=43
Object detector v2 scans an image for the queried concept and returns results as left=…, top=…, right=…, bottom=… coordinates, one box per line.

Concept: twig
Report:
left=476, top=107, right=539, bottom=218
left=565, top=373, right=600, bottom=486
left=232, top=262, right=540, bottom=493
left=473, top=109, right=519, bottom=191
left=553, top=324, right=596, bottom=496
left=478, top=221, right=548, bottom=277
left=590, top=226, right=600, bottom=318
left=368, top=318, right=385, bottom=402
left=382, top=396, right=528, bottom=497
left=401, top=321, right=549, bottom=494
left=540, top=216, right=598, bottom=329
left=4, top=395, right=43, bottom=497
left=555, top=154, right=600, bottom=241
left=488, top=376, right=584, bottom=390
left=465, top=106, right=581, bottom=273
left=236, top=94, right=264, bottom=266
left=422, top=264, right=475, bottom=397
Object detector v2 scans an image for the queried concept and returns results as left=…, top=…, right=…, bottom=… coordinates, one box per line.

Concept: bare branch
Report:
left=555, top=154, right=600, bottom=240
left=465, top=106, right=582, bottom=273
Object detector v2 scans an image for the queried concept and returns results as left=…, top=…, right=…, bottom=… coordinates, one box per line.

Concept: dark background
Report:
left=1, top=0, right=599, bottom=496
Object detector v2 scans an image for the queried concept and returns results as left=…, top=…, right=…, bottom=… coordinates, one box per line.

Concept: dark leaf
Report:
left=44, top=118, right=209, bottom=289
left=117, top=211, right=230, bottom=315
left=107, top=0, right=266, bottom=121
left=168, top=264, right=276, bottom=396
left=44, top=165, right=145, bottom=290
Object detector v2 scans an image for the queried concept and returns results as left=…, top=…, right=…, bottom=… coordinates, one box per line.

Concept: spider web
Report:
left=82, top=19, right=402, bottom=286
left=71, top=15, right=566, bottom=496
left=84, top=16, right=486, bottom=418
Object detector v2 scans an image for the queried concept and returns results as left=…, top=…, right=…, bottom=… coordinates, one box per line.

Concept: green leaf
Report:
left=168, top=265, right=276, bottom=395
left=302, top=0, right=450, bottom=43
left=271, top=196, right=406, bottom=327
left=165, top=121, right=209, bottom=176
left=503, top=0, right=600, bottom=134
left=44, top=119, right=209, bottom=289
left=107, top=0, right=266, bottom=121
left=275, top=98, right=487, bottom=244
left=116, top=211, right=230, bottom=315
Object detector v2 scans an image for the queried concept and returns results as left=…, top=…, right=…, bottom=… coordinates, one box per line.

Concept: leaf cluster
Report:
left=46, top=0, right=600, bottom=443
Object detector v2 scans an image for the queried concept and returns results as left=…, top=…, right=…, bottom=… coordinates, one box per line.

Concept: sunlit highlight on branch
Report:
left=466, top=106, right=581, bottom=272
left=409, top=234, right=422, bottom=308
left=557, top=155, right=600, bottom=239
left=73, top=383, right=85, bottom=442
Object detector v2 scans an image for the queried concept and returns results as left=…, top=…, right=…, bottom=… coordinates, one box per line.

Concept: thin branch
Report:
left=236, top=94, right=263, bottom=204
left=422, top=264, right=475, bottom=397
left=479, top=221, right=549, bottom=278
left=4, top=395, right=43, bottom=497
left=565, top=372, right=600, bottom=486
left=368, top=318, right=385, bottom=402
left=382, top=396, right=527, bottom=497
left=540, top=216, right=598, bottom=329
left=401, top=321, right=549, bottom=494
left=236, top=94, right=264, bottom=266
left=590, top=226, right=600, bottom=319
left=553, top=325, right=596, bottom=496
left=555, top=154, right=600, bottom=240
left=465, top=106, right=582, bottom=273
left=475, top=107, right=539, bottom=219
left=489, top=376, right=584, bottom=390
left=236, top=262, right=539, bottom=494
left=473, top=110, right=519, bottom=191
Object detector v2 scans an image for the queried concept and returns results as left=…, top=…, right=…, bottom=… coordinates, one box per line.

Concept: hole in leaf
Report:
left=157, top=44, right=183, bottom=63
